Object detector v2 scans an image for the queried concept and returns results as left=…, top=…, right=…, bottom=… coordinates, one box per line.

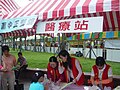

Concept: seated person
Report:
left=90, top=56, right=113, bottom=89
left=57, top=50, right=84, bottom=86
left=15, top=52, right=28, bottom=83
left=29, top=71, right=48, bottom=90
left=47, top=56, right=64, bottom=84
left=17, top=52, right=28, bottom=70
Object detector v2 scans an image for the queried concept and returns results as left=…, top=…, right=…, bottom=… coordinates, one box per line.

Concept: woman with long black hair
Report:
left=58, top=50, right=84, bottom=85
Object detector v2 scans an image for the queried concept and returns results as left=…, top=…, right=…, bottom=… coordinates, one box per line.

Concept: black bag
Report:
left=14, top=84, right=24, bottom=90
left=75, top=51, right=83, bottom=57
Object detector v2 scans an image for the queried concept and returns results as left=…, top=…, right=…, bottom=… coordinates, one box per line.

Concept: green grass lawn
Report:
left=11, top=50, right=120, bottom=75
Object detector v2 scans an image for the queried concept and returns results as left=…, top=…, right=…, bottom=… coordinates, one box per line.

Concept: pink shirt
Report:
left=2, top=54, right=16, bottom=71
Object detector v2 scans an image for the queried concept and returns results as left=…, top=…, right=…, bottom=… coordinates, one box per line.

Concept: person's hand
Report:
left=57, top=56, right=61, bottom=62
left=55, top=79, right=61, bottom=86
left=72, top=78, right=77, bottom=83
left=48, top=79, right=52, bottom=84
left=94, top=80, right=100, bottom=85
left=44, top=83, right=49, bottom=90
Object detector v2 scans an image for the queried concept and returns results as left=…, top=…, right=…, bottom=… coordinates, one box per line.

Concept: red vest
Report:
left=93, top=64, right=113, bottom=89
left=64, top=58, right=84, bottom=85
left=47, top=63, right=60, bottom=82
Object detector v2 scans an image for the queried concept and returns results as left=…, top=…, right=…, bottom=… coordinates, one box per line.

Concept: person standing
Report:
left=1, top=45, right=17, bottom=90
left=90, top=56, right=113, bottom=89
left=58, top=50, right=84, bottom=85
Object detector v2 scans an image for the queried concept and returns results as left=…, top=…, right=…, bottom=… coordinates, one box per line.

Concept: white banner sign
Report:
left=36, top=16, right=103, bottom=34
left=0, top=15, right=37, bottom=33
left=105, top=40, right=120, bottom=49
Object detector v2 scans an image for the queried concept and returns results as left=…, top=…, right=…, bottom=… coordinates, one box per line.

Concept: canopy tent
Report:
left=1, top=29, right=36, bottom=38
left=1, top=29, right=54, bottom=38
left=0, top=0, right=20, bottom=17
left=1, top=0, right=120, bottom=38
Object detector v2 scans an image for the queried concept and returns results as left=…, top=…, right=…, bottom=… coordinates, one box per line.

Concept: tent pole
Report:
left=34, top=33, right=36, bottom=52
left=0, top=34, right=3, bottom=90
left=58, top=33, right=60, bottom=52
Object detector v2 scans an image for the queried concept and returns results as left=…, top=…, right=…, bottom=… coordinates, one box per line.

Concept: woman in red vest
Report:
left=90, top=56, right=113, bottom=89
left=57, top=50, right=84, bottom=86
left=47, top=56, right=64, bottom=84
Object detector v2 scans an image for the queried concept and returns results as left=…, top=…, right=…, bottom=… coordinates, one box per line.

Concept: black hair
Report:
left=2, top=45, right=9, bottom=52
left=31, top=71, right=44, bottom=83
left=49, top=56, right=57, bottom=62
left=96, top=56, right=106, bottom=66
left=18, top=52, right=22, bottom=56
left=58, top=50, right=72, bottom=69
left=49, top=56, right=58, bottom=66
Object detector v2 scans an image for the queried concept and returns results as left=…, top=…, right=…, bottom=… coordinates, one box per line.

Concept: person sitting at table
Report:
left=90, top=56, right=113, bottom=89
left=57, top=50, right=84, bottom=86
left=47, top=56, right=64, bottom=84
left=15, top=52, right=28, bottom=84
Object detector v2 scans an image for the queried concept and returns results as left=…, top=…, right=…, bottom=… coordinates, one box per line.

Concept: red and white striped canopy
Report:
left=0, top=0, right=20, bottom=17
left=1, top=29, right=54, bottom=38
left=3, top=0, right=119, bottom=19
left=2, top=0, right=120, bottom=38
left=1, top=29, right=35, bottom=38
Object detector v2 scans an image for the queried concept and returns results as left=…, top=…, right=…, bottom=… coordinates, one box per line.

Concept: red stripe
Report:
left=116, top=11, right=120, bottom=30
left=18, top=30, right=21, bottom=36
left=1, top=34, right=4, bottom=38
left=17, top=30, right=20, bottom=36
left=11, top=32, right=13, bottom=36
left=7, top=0, right=16, bottom=10
left=10, top=0, right=20, bottom=9
left=11, top=31, right=14, bottom=36
left=87, top=13, right=91, bottom=17
left=103, top=12, right=109, bottom=31
left=109, top=12, right=115, bottom=31
left=15, top=31, right=17, bottom=36
left=16, top=2, right=38, bottom=17
left=1, top=2, right=10, bottom=12
left=77, top=33, right=80, bottom=40
left=82, top=0, right=91, bottom=14
left=82, top=14, right=86, bottom=18
left=6, top=10, right=18, bottom=19
left=43, top=0, right=57, bottom=19
left=8, top=32, right=10, bottom=36
left=96, top=0, right=104, bottom=12
left=1, top=6, right=8, bottom=14
left=59, top=0, right=70, bottom=17
left=25, top=30, right=28, bottom=36
left=12, top=31, right=15, bottom=36
left=111, top=0, right=119, bottom=11
left=93, top=13, right=97, bottom=17
left=3, top=0, right=13, bottom=11
left=52, top=0, right=65, bottom=18
left=20, top=30, right=23, bottom=36
left=70, top=0, right=80, bottom=16
left=8, top=0, right=20, bottom=10
left=23, top=29, right=26, bottom=36
left=99, top=12, right=107, bottom=31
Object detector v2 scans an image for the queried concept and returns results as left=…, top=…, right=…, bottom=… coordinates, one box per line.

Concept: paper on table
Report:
left=113, top=86, right=120, bottom=90
left=60, top=82, right=73, bottom=90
